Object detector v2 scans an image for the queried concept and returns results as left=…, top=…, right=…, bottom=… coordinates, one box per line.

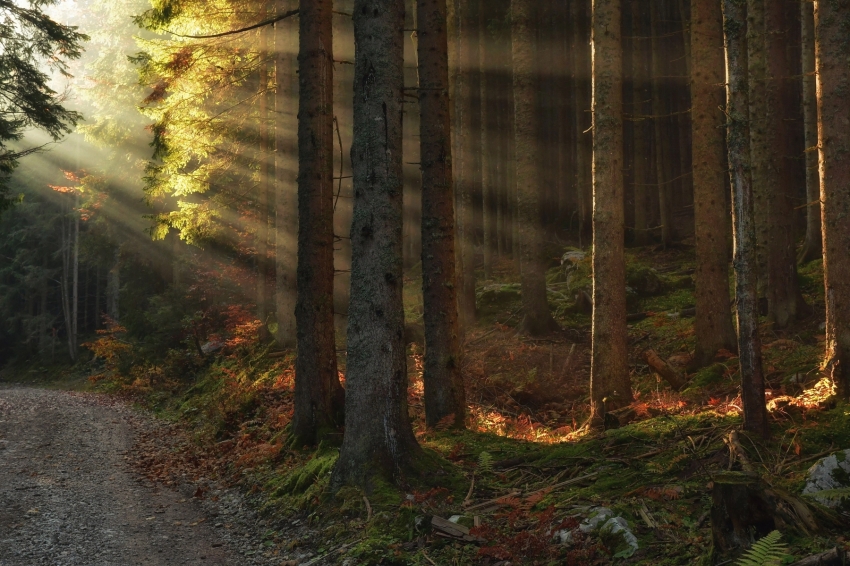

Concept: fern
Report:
left=478, top=451, right=494, bottom=474
left=735, top=531, right=788, bottom=566
left=802, top=487, right=850, bottom=507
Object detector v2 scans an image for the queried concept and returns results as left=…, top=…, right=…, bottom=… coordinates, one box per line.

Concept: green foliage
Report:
left=477, top=450, right=494, bottom=474
left=735, top=531, right=789, bottom=566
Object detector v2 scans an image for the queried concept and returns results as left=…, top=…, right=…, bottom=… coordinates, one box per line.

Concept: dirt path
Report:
left=0, top=386, right=277, bottom=566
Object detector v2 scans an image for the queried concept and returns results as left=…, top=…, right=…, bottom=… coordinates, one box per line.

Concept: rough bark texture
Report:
left=573, top=0, right=593, bottom=246
left=512, top=0, right=559, bottom=336
left=798, top=0, right=821, bottom=264
left=815, top=0, right=850, bottom=400
left=722, top=0, right=769, bottom=437
left=332, top=0, right=422, bottom=489
left=746, top=0, right=768, bottom=293
left=650, top=3, right=673, bottom=247
left=291, top=0, right=344, bottom=446
left=457, top=0, right=479, bottom=329
left=690, top=0, right=737, bottom=367
left=257, top=24, right=272, bottom=338
left=764, top=0, right=803, bottom=329
left=274, top=0, right=298, bottom=348
left=630, top=0, right=650, bottom=247
left=417, top=0, right=466, bottom=429
left=479, top=2, right=496, bottom=280
left=590, top=0, right=630, bottom=423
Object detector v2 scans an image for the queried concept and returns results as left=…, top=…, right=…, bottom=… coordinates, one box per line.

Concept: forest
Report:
left=0, top=0, right=849, bottom=564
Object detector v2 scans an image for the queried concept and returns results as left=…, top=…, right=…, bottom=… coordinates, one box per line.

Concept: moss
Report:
left=684, top=363, right=729, bottom=392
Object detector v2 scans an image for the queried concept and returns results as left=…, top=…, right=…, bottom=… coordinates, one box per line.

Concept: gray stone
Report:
left=802, top=449, right=850, bottom=509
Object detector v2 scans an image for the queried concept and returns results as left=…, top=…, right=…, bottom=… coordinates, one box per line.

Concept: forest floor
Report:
left=2, top=245, right=850, bottom=565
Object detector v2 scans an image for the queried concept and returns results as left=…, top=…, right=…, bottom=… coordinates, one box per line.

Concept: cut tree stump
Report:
left=643, top=349, right=687, bottom=391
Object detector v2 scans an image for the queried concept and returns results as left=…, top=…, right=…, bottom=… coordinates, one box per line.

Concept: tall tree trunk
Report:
left=690, top=0, right=737, bottom=368
left=722, top=0, right=769, bottom=437
left=257, top=23, right=271, bottom=338
left=106, top=249, right=120, bottom=323
left=480, top=1, right=496, bottom=280
left=418, top=0, right=466, bottom=429
left=631, top=0, right=650, bottom=246
left=512, top=0, right=558, bottom=336
left=798, top=0, right=821, bottom=264
left=650, top=2, right=673, bottom=247
left=291, top=0, right=344, bottom=447
left=814, top=0, right=850, bottom=400
left=71, top=189, right=79, bottom=361
left=746, top=0, right=768, bottom=293
left=573, top=0, right=592, bottom=246
left=457, top=0, right=480, bottom=328
left=590, top=0, right=630, bottom=423
left=332, top=0, right=422, bottom=489
left=275, top=0, right=299, bottom=348
left=764, top=0, right=803, bottom=329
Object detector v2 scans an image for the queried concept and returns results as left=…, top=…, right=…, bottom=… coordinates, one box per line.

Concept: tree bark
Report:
left=815, top=0, right=850, bottom=400
left=512, top=0, right=559, bottom=336
left=479, top=1, right=496, bottom=280
left=764, top=0, right=803, bottom=329
left=106, top=249, right=120, bottom=323
left=690, top=0, right=737, bottom=367
left=417, top=0, right=466, bottom=430
left=650, top=2, right=673, bottom=247
left=630, top=0, right=650, bottom=247
left=291, top=0, right=344, bottom=447
left=257, top=22, right=271, bottom=337
left=798, top=0, right=821, bottom=264
left=590, top=0, right=631, bottom=424
left=722, top=0, right=769, bottom=437
left=457, top=0, right=480, bottom=329
left=573, top=0, right=593, bottom=246
left=332, top=0, right=422, bottom=489
left=746, top=0, right=768, bottom=293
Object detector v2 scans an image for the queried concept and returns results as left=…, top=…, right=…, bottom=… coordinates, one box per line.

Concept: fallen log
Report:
left=788, top=547, right=847, bottom=566
left=643, top=349, right=687, bottom=391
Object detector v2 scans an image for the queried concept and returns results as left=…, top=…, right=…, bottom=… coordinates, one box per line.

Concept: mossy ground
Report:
left=7, top=247, right=848, bottom=564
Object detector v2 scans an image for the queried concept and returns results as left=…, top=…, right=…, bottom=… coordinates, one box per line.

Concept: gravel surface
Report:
left=0, top=386, right=284, bottom=566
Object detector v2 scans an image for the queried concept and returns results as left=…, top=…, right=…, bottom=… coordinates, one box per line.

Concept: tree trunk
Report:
left=722, top=0, right=769, bottom=437
left=275, top=0, right=299, bottom=348
left=418, top=0, right=466, bottom=430
left=332, top=0, right=422, bottom=489
left=480, top=1, right=496, bottom=280
left=590, top=0, right=631, bottom=423
left=512, top=0, right=558, bottom=336
left=747, top=0, right=769, bottom=293
left=257, top=23, right=271, bottom=338
left=71, top=190, right=79, bottom=360
left=573, top=0, right=592, bottom=247
left=630, top=0, right=650, bottom=246
left=690, top=0, right=737, bottom=367
left=815, top=0, right=850, bottom=400
left=764, top=0, right=803, bottom=329
left=798, top=0, right=821, bottom=264
left=291, top=0, right=344, bottom=447
left=107, top=249, right=120, bottom=323
left=650, top=2, right=673, bottom=247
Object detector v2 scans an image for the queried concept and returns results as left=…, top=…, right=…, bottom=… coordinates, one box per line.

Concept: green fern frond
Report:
left=735, top=531, right=789, bottom=566
left=478, top=451, right=493, bottom=474
left=802, top=487, right=850, bottom=506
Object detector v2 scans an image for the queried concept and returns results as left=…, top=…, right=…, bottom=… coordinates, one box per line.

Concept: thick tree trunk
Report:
left=257, top=24, right=271, bottom=337
left=746, top=0, right=769, bottom=293
left=573, top=0, right=592, bottom=246
left=418, top=0, right=466, bottom=430
left=332, top=0, right=422, bottom=489
left=275, top=0, right=298, bottom=348
left=798, top=1, right=821, bottom=264
left=630, top=0, right=650, bottom=247
left=590, top=0, right=631, bottom=423
left=457, top=0, right=480, bottom=329
left=512, top=0, right=558, bottom=336
left=764, top=0, right=803, bottom=329
left=479, top=2, right=496, bottom=280
left=650, top=3, right=673, bottom=247
left=291, top=0, right=344, bottom=447
left=690, top=0, right=737, bottom=367
left=815, top=0, right=850, bottom=400
left=722, top=0, right=769, bottom=437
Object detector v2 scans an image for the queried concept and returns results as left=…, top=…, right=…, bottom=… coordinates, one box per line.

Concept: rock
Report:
left=561, top=250, right=587, bottom=265
left=578, top=507, right=639, bottom=558
left=802, top=449, right=850, bottom=510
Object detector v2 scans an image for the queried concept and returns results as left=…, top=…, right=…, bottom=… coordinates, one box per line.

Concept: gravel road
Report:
left=0, top=386, right=282, bottom=566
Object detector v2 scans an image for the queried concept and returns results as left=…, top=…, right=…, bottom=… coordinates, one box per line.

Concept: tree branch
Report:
left=164, top=9, right=299, bottom=39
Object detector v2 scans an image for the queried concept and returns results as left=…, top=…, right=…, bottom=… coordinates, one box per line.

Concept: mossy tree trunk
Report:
left=275, top=0, right=298, bottom=348
left=798, top=0, right=821, bottom=264
left=590, top=0, right=631, bottom=424
left=764, top=0, right=804, bottom=329
left=722, top=0, right=769, bottom=437
left=511, top=0, right=559, bottom=336
left=690, top=0, right=737, bottom=367
left=332, top=0, right=423, bottom=488
left=417, top=0, right=466, bottom=429
left=292, top=0, right=344, bottom=446
left=814, top=0, right=850, bottom=400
